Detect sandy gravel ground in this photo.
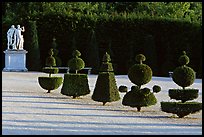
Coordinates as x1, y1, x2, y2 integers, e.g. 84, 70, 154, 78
2, 71, 202, 135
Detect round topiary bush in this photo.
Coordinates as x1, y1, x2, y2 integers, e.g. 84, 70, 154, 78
46, 48, 56, 67
172, 66, 195, 89
172, 51, 195, 89
161, 51, 202, 118
122, 86, 157, 111
122, 54, 161, 111
119, 85, 128, 93
38, 77, 63, 93
68, 50, 85, 74
128, 54, 152, 88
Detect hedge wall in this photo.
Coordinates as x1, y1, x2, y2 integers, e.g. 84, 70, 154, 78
2, 13, 202, 78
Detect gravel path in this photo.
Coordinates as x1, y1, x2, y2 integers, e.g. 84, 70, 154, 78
2, 72, 202, 135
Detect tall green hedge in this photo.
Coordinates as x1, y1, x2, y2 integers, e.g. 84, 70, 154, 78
2, 13, 202, 77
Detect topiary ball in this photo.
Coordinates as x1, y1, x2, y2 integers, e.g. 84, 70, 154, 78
178, 51, 190, 66
68, 57, 85, 72
46, 56, 56, 67
119, 85, 128, 93
153, 85, 161, 93
128, 64, 152, 87
68, 50, 85, 73
128, 54, 152, 87
172, 66, 195, 88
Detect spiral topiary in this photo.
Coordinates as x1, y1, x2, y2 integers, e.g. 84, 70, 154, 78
68, 50, 85, 74
122, 54, 161, 111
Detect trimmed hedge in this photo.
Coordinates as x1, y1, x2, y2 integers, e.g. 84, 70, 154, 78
92, 52, 120, 105
2, 13, 202, 77
38, 77, 63, 93
169, 89, 199, 103
122, 87, 157, 112
161, 102, 202, 118
61, 73, 90, 98
92, 72, 120, 105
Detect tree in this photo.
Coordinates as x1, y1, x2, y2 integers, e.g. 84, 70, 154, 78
26, 20, 41, 71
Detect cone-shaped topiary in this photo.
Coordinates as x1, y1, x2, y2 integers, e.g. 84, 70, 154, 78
61, 50, 90, 98
161, 51, 202, 118
38, 48, 63, 93
68, 50, 85, 74
122, 54, 161, 111
92, 52, 120, 105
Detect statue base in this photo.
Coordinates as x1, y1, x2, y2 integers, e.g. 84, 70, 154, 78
3, 49, 28, 72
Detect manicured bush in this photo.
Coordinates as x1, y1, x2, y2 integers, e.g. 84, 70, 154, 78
128, 54, 152, 88
172, 51, 196, 89
122, 54, 161, 111
68, 50, 85, 74
119, 85, 128, 93
161, 51, 202, 118
169, 89, 199, 103
92, 52, 120, 105
61, 50, 90, 98
161, 102, 202, 118
122, 86, 157, 112
61, 73, 90, 98
38, 77, 63, 93
51, 37, 62, 66
38, 48, 63, 93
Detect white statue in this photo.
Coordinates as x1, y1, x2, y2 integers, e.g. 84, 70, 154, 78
7, 25, 16, 49
14, 25, 25, 50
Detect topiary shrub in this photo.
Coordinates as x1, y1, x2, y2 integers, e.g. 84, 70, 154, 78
92, 52, 120, 105
61, 73, 90, 98
119, 85, 128, 93
161, 51, 202, 118
68, 50, 85, 74
122, 54, 161, 111
51, 37, 62, 66
61, 50, 90, 98
38, 48, 63, 93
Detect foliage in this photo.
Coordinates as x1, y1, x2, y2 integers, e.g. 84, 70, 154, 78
172, 51, 195, 89
38, 77, 63, 93
128, 54, 152, 88
92, 72, 120, 105
1, 2, 202, 77
51, 37, 62, 66
119, 85, 128, 93
161, 101, 202, 118
169, 89, 199, 103
68, 50, 85, 74
92, 52, 120, 105
122, 86, 157, 111
25, 20, 41, 71
46, 48, 56, 67
61, 73, 90, 98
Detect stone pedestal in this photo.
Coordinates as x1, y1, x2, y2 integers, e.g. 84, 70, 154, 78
3, 50, 28, 72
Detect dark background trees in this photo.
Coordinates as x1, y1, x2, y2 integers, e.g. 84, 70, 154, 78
2, 2, 202, 78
